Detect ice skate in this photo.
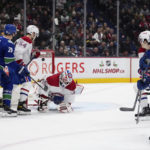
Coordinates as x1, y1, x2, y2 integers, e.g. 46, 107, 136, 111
2, 105, 17, 117
17, 101, 31, 115
135, 105, 150, 117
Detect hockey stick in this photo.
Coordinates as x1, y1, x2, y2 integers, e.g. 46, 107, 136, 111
135, 90, 142, 124
18, 53, 48, 92
119, 90, 140, 111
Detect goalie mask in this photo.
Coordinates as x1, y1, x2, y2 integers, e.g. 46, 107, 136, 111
59, 70, 73, 87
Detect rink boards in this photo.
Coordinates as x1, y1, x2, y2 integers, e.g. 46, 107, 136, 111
28, 57, 139, 83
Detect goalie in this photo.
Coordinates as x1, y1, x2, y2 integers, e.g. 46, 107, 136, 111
36, 70, 84, 113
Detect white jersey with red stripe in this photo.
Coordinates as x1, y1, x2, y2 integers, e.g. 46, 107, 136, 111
40, 73, 77, 104
47, 73, 76, 103
14, 36, 32, 65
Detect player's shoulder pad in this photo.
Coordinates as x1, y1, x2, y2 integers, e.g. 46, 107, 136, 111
46, 73, 60, 87
0, 36, 14, 47
0, 36, 7, 43
21, 36, 32, 44
8, 39, 13, 44
66, 80, 76, 91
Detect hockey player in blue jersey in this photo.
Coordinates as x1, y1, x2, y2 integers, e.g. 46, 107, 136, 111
136, 32, 150, 117
0, 24, 29, 117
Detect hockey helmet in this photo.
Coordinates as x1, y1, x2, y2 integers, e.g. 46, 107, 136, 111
59, 70, 73, 87
27, 25, 39, 38
4, 24, 16, 35
138, 30, 150, 44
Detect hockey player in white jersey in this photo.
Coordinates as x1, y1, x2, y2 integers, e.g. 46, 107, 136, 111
36, 70, 84, 113
13, 25, 39, 114
135, 30, 150, 117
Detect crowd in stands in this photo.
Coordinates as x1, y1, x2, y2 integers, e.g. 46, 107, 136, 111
98, 0, 150, 56
0, 0, 150, 57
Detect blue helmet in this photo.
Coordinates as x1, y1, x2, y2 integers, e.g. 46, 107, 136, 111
4, 24, 16, 35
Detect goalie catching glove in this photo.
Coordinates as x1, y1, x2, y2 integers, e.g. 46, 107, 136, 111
37, 94, 49, 112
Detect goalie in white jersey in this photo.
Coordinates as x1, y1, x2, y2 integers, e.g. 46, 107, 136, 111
37, 70, 84, 113
13, 25, 39, 114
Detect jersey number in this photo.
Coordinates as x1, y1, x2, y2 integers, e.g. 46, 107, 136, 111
8, 47, 13, 53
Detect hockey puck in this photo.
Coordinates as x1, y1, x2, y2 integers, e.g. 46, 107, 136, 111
42, 58, 45, 61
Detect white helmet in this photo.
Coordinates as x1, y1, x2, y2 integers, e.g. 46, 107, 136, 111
59, 70, 73, 87
138, 30, 150, 43
27, 25, 39, 38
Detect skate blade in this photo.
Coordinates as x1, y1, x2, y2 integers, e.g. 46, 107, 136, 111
135, 116, 150, 122
1, 112, 17, 117
17, 111, 31, 115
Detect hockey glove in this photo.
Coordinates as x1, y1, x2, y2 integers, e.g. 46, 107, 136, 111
31, 51, 40, 59
3, 66, 9, 76
18, 66, 30, 77
1, 66, 11, 82
37, 100, 48, 112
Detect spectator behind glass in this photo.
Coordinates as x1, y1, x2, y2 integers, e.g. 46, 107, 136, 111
98, 41, 107, 56
56, 46, 65, 56
91, 47, 100, 56
92, 27, 103, 44
108, 41, 116, 56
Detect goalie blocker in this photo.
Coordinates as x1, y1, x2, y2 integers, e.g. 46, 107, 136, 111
36, 70, 84, 113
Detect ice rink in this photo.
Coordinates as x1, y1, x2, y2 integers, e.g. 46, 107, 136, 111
0, 83, 150, 150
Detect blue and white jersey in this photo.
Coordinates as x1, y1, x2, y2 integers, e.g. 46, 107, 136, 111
0, 36, 19, 71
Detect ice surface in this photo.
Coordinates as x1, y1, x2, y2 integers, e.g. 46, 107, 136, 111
0, 83, 150, 150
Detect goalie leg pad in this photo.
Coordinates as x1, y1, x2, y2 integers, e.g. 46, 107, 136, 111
57, 103, 73, 113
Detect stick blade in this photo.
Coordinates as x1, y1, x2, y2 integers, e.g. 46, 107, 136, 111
120, 107, 134, 111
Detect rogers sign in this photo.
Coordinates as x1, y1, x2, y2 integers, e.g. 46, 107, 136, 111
28, 60, 85, 77
27, 57, 132, 80
56, 62, 84, 73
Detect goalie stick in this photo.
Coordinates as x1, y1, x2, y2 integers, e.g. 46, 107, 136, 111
119, 90, 140, 111
29, 75, 48, 92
